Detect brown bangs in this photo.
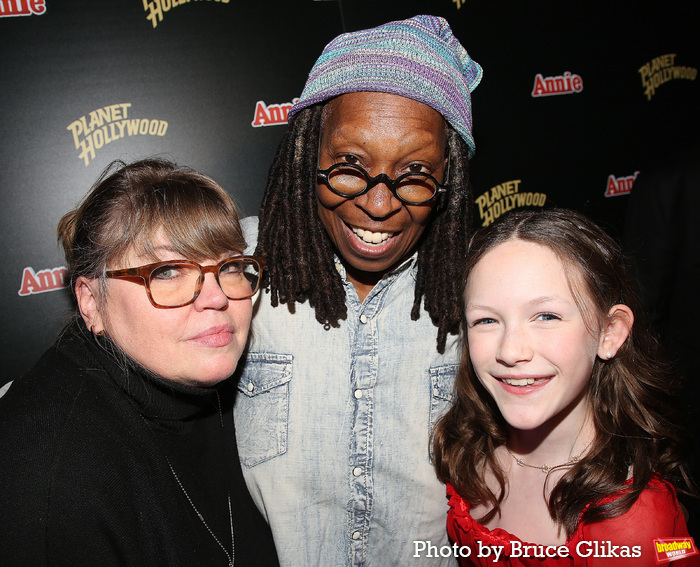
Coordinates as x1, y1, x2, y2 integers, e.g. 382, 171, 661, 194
102, 174, 245, 268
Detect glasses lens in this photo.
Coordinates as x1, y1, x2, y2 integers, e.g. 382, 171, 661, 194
327, 165, 367, 196
396, 175, 438, 204
218, 258, 260, 299
148, 263, 201, 307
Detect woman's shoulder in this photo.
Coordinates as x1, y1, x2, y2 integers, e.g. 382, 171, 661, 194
241, 215, 259, 254
2, 333, 119, 420
578, 477, 693, 564
446, 483, 517, 549
591, 476, 683, 521
0, 336, 144, 476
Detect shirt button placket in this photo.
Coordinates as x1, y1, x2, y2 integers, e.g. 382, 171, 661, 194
348, 307, 375, 566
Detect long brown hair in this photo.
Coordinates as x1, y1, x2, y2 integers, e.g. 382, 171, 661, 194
433, 208, 693, 536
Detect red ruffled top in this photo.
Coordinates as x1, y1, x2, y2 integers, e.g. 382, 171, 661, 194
446, 478, 698, 566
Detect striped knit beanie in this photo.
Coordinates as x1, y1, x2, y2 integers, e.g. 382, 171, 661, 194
289, 15, 483, 156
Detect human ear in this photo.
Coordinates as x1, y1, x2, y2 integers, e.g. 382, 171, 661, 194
75, 276, 105, 334
598, 304, 634, 360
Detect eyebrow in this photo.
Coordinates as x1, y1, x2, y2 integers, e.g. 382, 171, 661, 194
133, 245, 185, 263
465, 295, 570, 311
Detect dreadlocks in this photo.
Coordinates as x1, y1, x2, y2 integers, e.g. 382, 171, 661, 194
255, 104, 474, 353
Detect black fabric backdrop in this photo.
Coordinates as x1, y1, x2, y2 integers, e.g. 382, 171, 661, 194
2, 0, 698, 382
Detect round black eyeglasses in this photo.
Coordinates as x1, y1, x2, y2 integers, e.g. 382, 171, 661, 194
317, 163, 448, 206
105, 256, 266, 309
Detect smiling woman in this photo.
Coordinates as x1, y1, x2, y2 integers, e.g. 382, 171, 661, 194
433, 208, 696, 566
0, 158, 279, 567
235, 15, 483, 566
315, 91, 447, 301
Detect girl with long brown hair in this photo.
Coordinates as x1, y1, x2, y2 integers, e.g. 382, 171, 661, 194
433, 208, 696, 566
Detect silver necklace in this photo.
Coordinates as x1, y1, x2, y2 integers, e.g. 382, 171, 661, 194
166, 392, 234, 566
167, 459, 235, 566
507, 438, 593, 474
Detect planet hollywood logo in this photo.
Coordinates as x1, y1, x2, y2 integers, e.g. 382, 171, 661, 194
475, 179, 547, 227
142, 0, 230, 29
638, 53, 697, 101
66, 103, 168, 167
0, 0, 46, 17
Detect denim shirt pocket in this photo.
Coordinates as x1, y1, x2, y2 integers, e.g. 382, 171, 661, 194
428, 363, 457, 464
235, 353, 293, 467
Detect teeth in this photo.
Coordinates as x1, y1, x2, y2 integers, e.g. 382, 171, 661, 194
353, 227, 392, 244
503, 378, 536, 386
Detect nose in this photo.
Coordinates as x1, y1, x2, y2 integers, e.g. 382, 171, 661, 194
193, 272, 229, 311
354, 177, 402, 219
496, 326, 533, 366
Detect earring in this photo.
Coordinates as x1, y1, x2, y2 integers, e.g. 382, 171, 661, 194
90, 325, 105, 338
605, 352, 613, 359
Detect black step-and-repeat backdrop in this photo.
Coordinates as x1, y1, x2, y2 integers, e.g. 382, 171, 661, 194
2, 0, 698, 382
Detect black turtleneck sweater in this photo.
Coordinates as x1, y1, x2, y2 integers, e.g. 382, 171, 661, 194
0, 321, 279, 567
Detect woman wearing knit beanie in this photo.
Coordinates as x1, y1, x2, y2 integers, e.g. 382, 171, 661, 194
235, 15, 482, 566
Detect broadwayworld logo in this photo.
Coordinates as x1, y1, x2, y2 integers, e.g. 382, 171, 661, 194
0, 0, 46, 17
653, 537, 698, 564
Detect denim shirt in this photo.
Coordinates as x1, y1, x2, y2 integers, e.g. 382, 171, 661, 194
235, 217, 459, 567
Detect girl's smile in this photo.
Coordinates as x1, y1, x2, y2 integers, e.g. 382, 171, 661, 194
464, 238, 603, 434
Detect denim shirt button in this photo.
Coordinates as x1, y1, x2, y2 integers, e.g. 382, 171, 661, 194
351, 531, 361, 540
247, 382, 255, 392
353, 389, 363, 399
359, 314, 368, 324
352, 466, 362, 477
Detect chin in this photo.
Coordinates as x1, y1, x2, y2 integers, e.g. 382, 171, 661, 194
499, 410, 550, 432
181, 374, 232, 387
183, 362, 238, 387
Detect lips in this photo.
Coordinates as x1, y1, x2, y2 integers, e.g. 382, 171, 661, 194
187, 324, 235, 347
502, 377, 539, 386
496, 375, 553, 393
343, 222, 400, 256
352, 226, 394, 244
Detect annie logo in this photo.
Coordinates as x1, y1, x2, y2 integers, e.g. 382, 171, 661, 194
531, 72, 583, 97
251, 99, 299, 128
66, 103, 169, 167
604, 171, 639, 197
653, 537, 698, 564
18, 266, 66, 297
0, 0, 46, 17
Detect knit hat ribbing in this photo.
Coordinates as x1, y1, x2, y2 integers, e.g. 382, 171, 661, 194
289, 15, 483, 156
